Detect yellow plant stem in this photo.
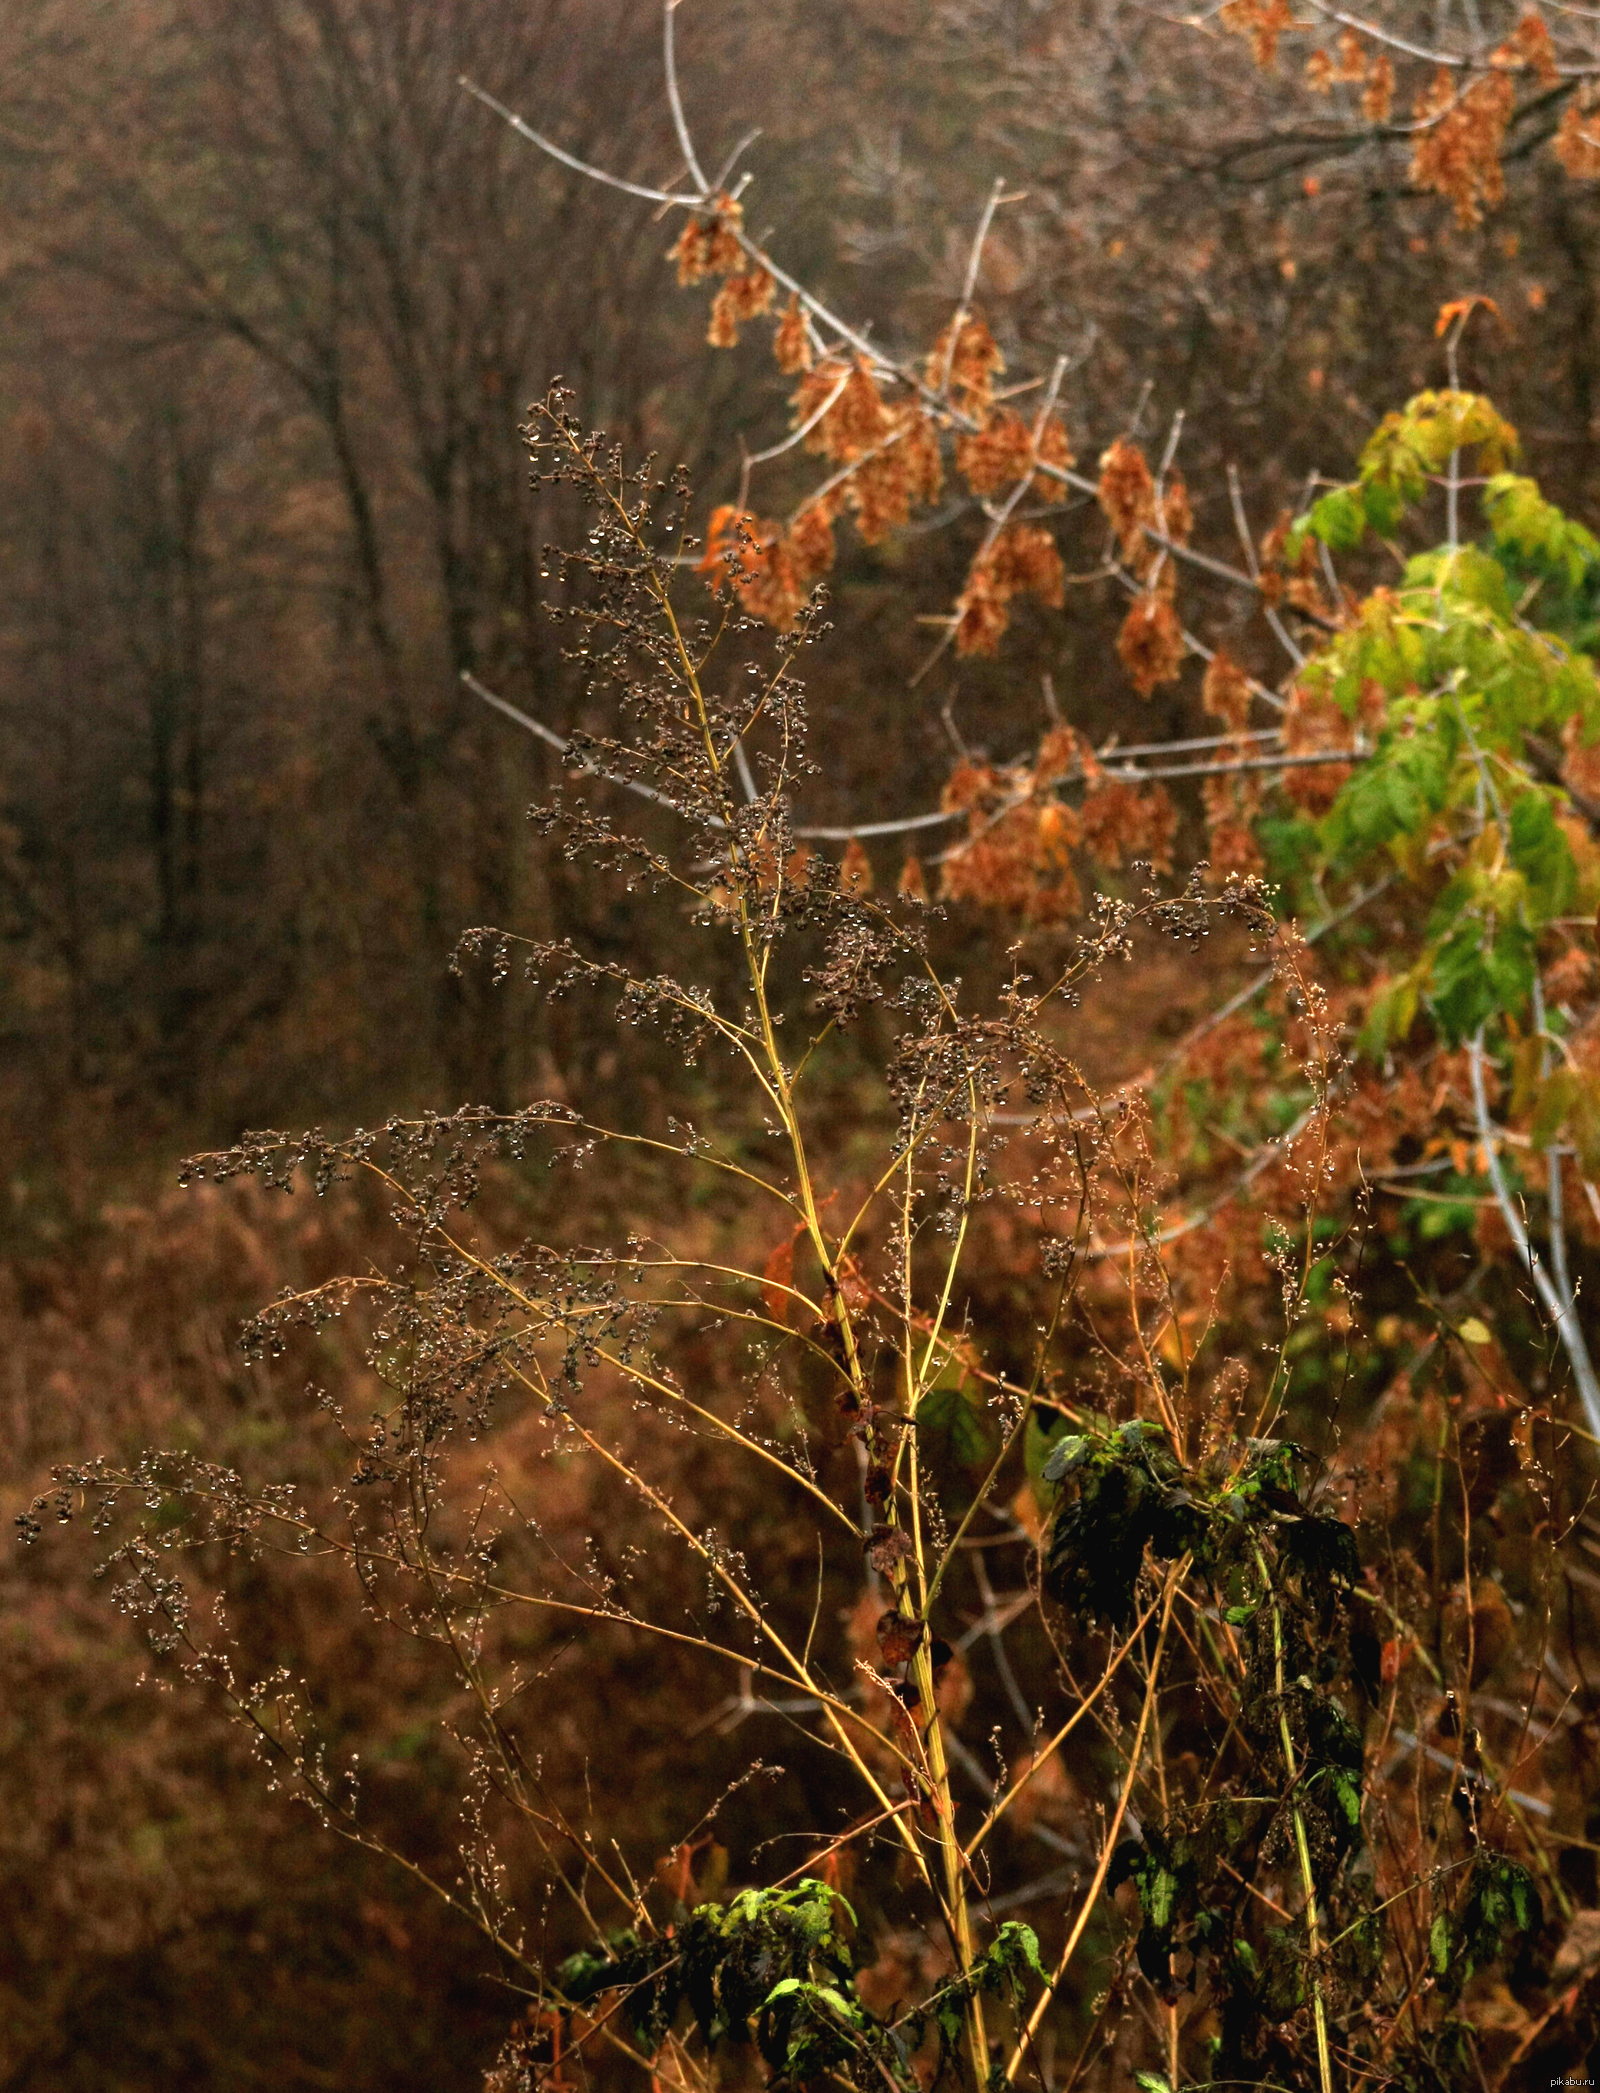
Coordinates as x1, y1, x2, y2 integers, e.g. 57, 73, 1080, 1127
1002, 1562, 1184, 2088
1252, 1539, 1334, 2093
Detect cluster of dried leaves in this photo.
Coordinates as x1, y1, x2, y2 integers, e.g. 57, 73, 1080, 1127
1222, 4, 1596, 227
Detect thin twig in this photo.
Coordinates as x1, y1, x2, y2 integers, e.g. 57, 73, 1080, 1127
463, 672, 961, 841
1083, 1103, 1319, 1263
1468, 1030, 1600, 1441
661, 0, 710, 195
936, 175, 1011, 396
1227, 459, 1308, 674
458, 78, 705, 208
1000, 1566, 1183, 2087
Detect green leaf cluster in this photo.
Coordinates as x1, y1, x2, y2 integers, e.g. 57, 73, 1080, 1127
1427, 1854, 1543, 1998
922, 1921, 1048, 2056
1275, 395, 1600, 1050
1048, 1421, 1387, 2080
1040, 1418, 1196, 1625
1110, 1805, 1261, 1996
1483, 471, 1600, 651
554, 1885, 1052, 2091
1288, 391, 1520, 562
1041, 1423, 1353, 1628
555, 1879, 897, 2080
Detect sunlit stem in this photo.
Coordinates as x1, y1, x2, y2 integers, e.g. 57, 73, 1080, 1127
1252, 1540, 1333, 2093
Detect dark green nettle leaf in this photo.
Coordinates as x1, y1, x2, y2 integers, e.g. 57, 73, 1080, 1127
1304, 1693, 1365, 1775
1333, 1904, 1386, 1988
1279, 1513, 1361, 1591
916, 1377, 1000, 1473
1257, 1928, 1309, 2021
971, 1920, 1047, 2004
1044, 1423, 1183, 1624
554, 1878, 908, 2080
921, 1920, 1047, 2061
1024, 1404, 1076, 1507
1222, 1924, 1308, 2025
1431, 1854, 1543, 1997
1241, 1436, 1309, 1505
1110, 1837, 1191, 1991
1038, 1431, 1090, 1485
556, 1935, 641, 2007
1046, 1429, 1335, 1624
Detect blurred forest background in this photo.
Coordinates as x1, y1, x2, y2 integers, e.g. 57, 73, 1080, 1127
6, 1, 1600, 2085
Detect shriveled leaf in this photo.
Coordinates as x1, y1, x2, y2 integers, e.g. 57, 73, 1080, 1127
876, 1608, 924, 1667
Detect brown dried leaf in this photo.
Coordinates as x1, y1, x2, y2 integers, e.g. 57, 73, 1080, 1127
773, 293, 813, 374
1097, 436, 1157, 561
876, 1609, 925, 1667
1201, 647, 1252, 732
1116, 593, 1185, 696
867, 1524, 915, 1576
